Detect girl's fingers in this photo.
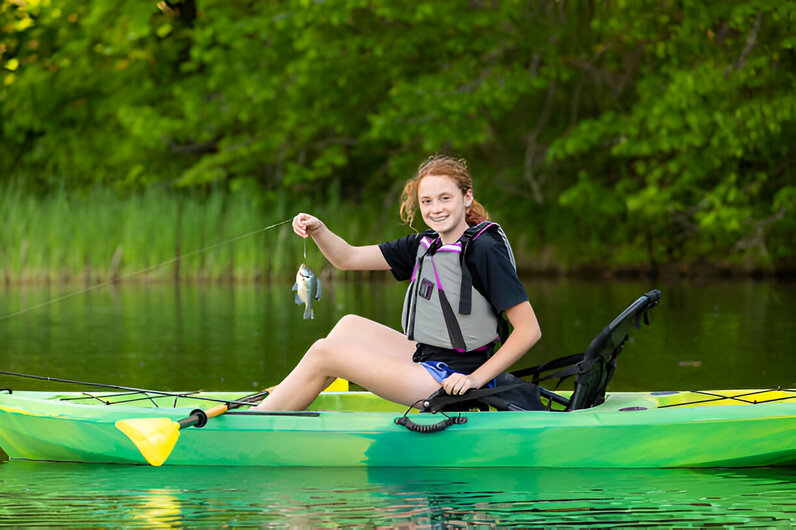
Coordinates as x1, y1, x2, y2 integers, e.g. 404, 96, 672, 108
293, 213, 312, 238
443, 374, 474, 395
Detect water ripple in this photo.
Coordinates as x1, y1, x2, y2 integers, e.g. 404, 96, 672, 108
0, 463, 793, 527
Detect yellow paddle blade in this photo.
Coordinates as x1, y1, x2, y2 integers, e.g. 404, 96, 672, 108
115, 417, 181, 467
324, 378, 349, 392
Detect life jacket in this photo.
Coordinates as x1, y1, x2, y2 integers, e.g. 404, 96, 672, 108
401, 221, 516, 352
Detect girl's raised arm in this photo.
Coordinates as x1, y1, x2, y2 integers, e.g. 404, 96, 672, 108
293, 213, 390, 271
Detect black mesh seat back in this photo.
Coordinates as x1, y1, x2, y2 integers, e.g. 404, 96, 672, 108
568, 290, 661, 411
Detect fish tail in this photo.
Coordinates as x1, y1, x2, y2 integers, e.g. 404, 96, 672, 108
303, 308, 314, 319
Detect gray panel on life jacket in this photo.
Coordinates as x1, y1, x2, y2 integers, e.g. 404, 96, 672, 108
402, 223, 510, 351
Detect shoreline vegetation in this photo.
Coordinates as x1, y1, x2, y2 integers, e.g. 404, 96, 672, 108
2, 186, 792, 286
3, 2, 793, 279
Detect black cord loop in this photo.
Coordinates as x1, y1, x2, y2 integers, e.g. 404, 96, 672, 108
394, 414, 467, 433
394, 403, 468, 433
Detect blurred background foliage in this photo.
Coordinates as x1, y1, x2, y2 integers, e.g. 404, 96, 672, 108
1, 0, 794, 282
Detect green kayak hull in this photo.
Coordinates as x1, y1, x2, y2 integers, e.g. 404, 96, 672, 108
0, 389, 793, 468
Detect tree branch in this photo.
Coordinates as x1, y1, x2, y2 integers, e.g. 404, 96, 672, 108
735, 206, 786, 258
724, 12, 762, 76
170, 140, 219, 154
523, 79, 556, 205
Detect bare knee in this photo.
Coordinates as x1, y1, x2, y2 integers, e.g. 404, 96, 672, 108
328, 314, 368, 336
304, 338, 330, 361
302, 337, 346, 373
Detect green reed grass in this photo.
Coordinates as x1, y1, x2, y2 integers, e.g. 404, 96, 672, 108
1, 184, 397, 284
5, 180, 596, 285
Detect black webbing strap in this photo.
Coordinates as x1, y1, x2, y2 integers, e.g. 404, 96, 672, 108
422, 383, 525, 412
506, 352, 587, 410
438, 288, 467, 351
457, 221, 493, 315
511, 352, 585, 382
458, 258, 473, 315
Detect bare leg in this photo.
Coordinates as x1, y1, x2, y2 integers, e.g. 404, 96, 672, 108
253, 315, 440, 410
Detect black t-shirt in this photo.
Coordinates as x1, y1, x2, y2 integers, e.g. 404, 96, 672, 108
378, 228, 528, 313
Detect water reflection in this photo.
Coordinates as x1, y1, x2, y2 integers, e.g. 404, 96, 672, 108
0, 462, 793, 527
1, 279, 794, 393
1, 280, 794, 526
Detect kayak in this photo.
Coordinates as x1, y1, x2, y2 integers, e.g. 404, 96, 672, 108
0, 387, 793, 468
3, 290, 792, 468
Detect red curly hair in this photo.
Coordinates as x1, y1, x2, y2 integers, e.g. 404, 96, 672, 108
399, 154, 489, 230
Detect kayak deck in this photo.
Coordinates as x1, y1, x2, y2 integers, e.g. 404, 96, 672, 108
15, 388, 792, 411
1, 388, 794, 468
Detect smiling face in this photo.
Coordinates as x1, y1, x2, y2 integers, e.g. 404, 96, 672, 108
417, 174, 473, 244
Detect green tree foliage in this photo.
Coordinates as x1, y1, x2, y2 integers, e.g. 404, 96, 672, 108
1, 0, 793, 274
548, 0, 795, 269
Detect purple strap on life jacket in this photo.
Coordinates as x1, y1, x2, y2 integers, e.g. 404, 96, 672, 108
419, 236, 434, 250
411, 236, 436, 282
409, 260, 420, 283
472, 222, 496, 241
438, 243, 462, 253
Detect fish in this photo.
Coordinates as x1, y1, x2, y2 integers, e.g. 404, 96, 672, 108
293, 263, 321, 319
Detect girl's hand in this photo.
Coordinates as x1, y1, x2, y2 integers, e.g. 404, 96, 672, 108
441, 372, 478, 396
293, 213, 323, 238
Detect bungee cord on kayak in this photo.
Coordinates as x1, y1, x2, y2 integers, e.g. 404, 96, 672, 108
0, 370, 271, 407
0, 218, 293, 322
658, 388, 796, 407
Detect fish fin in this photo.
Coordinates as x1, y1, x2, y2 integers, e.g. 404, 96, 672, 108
294, 294, 303, 305
292, 282, 297, 291
303, 308, 314, 319
315, 279, 322, 300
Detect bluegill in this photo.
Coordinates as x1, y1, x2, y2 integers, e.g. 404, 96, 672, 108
293, 263, 321, 319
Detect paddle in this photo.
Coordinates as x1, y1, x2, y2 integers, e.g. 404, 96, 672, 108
115, 378, 349, 466
115, 390, 267, 466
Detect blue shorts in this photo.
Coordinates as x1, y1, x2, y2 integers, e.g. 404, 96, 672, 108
419, 361, 496, 388
420, 361, 459, 383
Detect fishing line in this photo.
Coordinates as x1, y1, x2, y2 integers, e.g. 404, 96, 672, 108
0, 218, 293, 321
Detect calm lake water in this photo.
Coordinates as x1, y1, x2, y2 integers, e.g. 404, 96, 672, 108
1, 278, 794, 526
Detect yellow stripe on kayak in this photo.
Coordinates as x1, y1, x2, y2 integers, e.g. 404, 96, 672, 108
657, 389, 796, 408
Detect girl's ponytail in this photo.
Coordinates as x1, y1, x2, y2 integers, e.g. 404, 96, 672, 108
466, 199, 489, 226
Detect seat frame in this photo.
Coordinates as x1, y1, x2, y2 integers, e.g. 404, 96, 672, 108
423, 289, 662, 413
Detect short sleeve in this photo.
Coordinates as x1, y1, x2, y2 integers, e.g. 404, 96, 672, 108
378, 234, 421, 281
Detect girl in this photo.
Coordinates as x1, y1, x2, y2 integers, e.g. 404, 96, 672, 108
253, 155, 541, 411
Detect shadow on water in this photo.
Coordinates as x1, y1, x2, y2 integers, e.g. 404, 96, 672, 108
0, 462, 793, 527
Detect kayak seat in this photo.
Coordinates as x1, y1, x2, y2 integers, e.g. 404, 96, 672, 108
423, 289, 662, 413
